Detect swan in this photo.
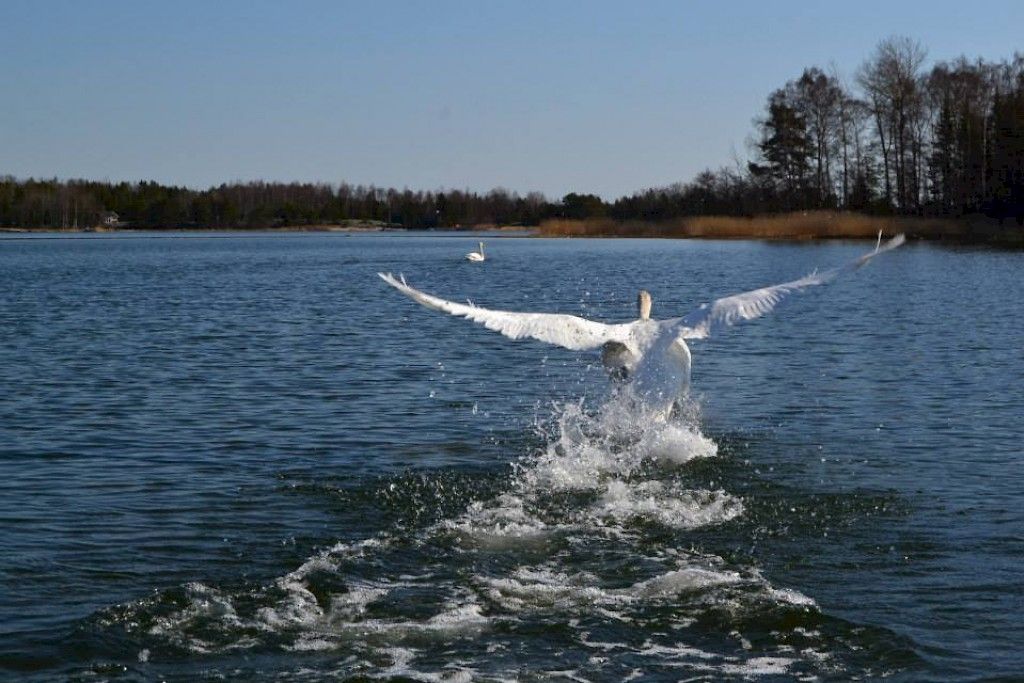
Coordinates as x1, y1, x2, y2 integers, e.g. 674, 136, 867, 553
466, 242, 485, 262
381, 234, 905, 413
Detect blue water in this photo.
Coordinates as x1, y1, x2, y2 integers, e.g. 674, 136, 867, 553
1, 232, 1021, 681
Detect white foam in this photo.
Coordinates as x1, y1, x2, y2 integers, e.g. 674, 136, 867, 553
637, 640, 800, 677
520, 397, 718, 494
337, 597, 490, 640
591, 480, 743, 529
444, 394, 730, 550
148, 583, 237, 637
424, 602, 489, 629
638, 641, 721, 661
629, 567, 744, 598
289, 538, 386, 580
288, 635, 338, 652
256, 577, 323, 629
125, 392, 835, 678
718, 656, 796, 675
323, 643, 480, 681
444, 494, 559, 546
480, 566, 622, 612
768, 586, 818, 607
578, 635, 628, 652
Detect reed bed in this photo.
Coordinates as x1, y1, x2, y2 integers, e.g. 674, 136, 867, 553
537, 211, 970, 241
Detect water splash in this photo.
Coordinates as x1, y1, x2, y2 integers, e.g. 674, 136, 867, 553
91, 392, 887, 680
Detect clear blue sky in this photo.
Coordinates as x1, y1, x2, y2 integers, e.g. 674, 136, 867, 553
2, 0, 1022, 199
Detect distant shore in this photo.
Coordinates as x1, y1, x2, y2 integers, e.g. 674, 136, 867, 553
537, 211, 1024, 246
0, 222, 530, 235
0, 221, 395, 234
5, 212, 1024, 246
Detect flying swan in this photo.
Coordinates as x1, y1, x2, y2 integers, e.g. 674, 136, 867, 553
380, 234, 905, 412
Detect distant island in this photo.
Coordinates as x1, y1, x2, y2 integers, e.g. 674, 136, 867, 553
3, 37, 1021, 244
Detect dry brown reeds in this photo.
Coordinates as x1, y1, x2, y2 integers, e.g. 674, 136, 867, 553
538, 211, 969, 241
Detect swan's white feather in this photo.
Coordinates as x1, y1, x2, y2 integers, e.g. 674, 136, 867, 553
674, 234, 905, 340
378, 272, 633, 351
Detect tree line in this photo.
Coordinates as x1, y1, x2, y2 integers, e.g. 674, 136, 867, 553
2, 37, 1022, 230
611, 38, 1024, 224
0, 178, 558, 230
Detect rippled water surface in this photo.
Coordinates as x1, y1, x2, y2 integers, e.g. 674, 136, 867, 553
1, 232, 1022, 681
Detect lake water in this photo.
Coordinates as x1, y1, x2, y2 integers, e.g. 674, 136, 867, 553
1, 232, 1021, 681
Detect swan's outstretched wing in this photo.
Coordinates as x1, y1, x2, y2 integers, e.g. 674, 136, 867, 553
675, 234, 905, 340
379, 273, 632, 351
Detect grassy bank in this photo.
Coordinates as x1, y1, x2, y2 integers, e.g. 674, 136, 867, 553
538, 211, 1024, 245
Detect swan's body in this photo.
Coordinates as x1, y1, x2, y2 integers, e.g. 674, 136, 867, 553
466, 242, 485, 262
381, 234, 905, 413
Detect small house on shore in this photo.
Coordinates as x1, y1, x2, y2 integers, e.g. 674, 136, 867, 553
98, 211, 120, 228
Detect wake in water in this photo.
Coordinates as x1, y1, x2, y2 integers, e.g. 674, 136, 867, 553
87, 391, 913, 681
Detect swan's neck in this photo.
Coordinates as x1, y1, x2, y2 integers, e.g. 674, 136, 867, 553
638, 290, 652, 320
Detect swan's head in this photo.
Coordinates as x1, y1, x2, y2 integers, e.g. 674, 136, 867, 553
637, 290, 652, 320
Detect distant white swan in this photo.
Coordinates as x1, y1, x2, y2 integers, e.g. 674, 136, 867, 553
381, 234, 905, 412
466, 242, 486, 262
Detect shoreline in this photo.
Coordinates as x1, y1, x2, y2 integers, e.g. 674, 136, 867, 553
0, 223, 531, 235
4, 212, 1023, 246
0, 223, 393, 234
